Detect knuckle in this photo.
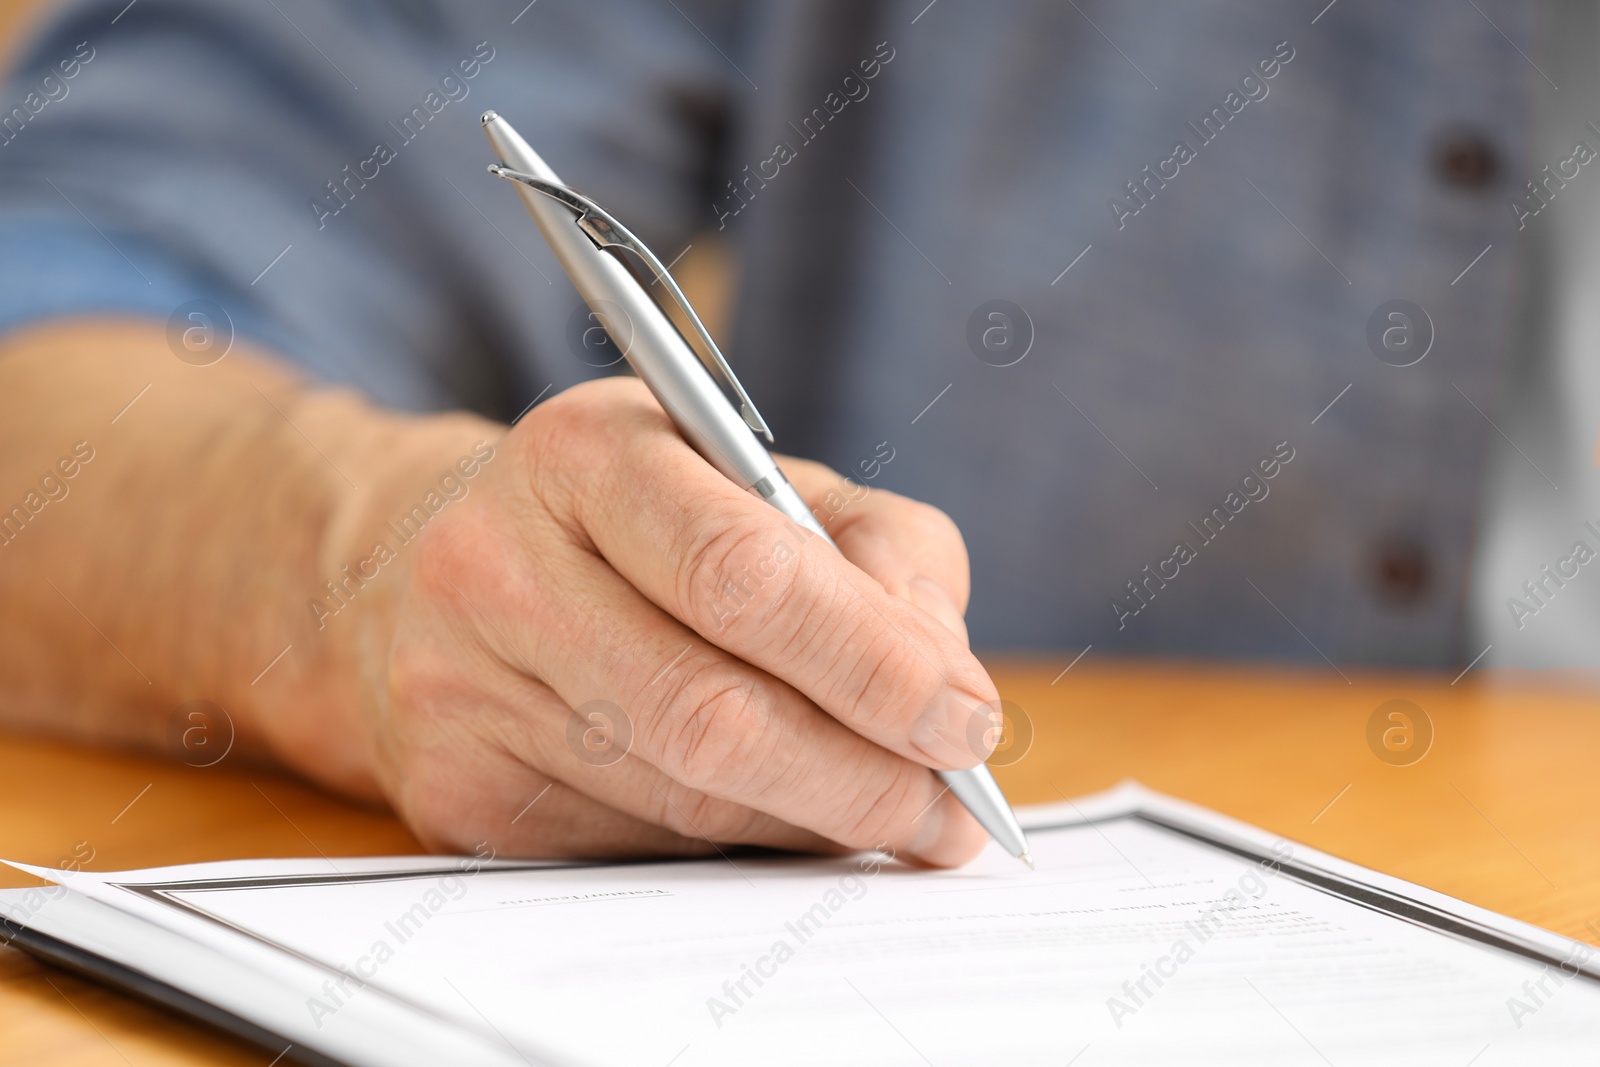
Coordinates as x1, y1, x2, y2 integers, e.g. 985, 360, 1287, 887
391, 442, 585, 675
653, 785, 764, 842
647, 784, 708, 837
526, 376, 642, 436
673, 507, 802, 636
515, 384, 604, 511
834, 763, 925, 848
832, 491, 971, 603
386, 626, 462, 718
406, 507, 478, 598
516, 377, 655, 517
909, 500, 965, 556
643, 658, 770, 793
891, 497, 969, 577
826, 620, 928, 733
383, 650, 501, 785
403, 511, 551, 668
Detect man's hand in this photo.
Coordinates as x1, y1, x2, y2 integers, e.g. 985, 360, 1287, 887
0, 322, 1001, 866
351, 376, 1002, 864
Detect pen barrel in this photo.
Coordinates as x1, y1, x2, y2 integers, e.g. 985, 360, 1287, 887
485, 114, 1025, 865
482, 114, 830, 540
495, 169, 779, 494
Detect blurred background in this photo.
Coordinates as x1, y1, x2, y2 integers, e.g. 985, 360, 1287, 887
1, 0, 1595, 672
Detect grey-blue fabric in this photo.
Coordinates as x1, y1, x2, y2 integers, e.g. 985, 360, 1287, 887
0, 0, 1535, 663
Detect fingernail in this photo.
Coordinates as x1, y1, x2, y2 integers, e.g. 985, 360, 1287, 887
908, 576, 968, 645
911, 688, 1001, 769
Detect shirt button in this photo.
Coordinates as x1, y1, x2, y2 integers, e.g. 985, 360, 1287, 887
1432, 129, 1498, 189
1370, 536, 1432, 606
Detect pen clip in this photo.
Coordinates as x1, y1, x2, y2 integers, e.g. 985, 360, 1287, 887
488, 164, 775, 443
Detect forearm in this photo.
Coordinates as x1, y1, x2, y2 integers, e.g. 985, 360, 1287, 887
0, 320, 999, 867
0, 318, 498, 797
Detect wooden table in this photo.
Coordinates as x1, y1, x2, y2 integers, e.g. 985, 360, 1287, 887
3, 660, 1598, 1064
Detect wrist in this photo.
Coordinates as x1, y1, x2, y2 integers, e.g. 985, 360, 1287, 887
245, 387, 503, 801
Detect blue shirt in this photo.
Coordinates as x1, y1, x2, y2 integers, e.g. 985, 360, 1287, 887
0, 0, 1548, 666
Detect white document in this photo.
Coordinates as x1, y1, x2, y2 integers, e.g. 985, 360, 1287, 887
3, 783, 1596, 1066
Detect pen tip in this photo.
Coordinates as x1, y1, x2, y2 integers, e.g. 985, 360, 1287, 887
481, 110, 499, 126
1019, 851, 1035, 871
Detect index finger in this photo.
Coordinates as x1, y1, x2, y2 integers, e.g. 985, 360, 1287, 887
547, 380, 1001, 772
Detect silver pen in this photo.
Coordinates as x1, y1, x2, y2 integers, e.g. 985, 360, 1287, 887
480, 111, 1032, 869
